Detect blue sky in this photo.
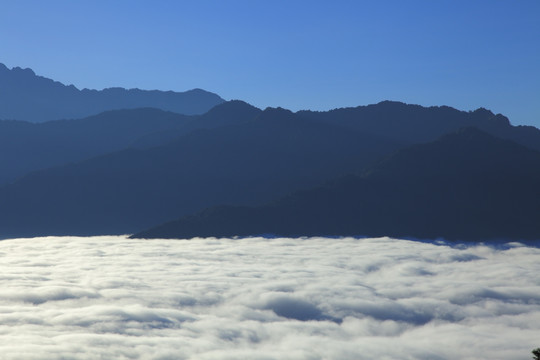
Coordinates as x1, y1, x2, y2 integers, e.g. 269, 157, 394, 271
1, 0, 539, 126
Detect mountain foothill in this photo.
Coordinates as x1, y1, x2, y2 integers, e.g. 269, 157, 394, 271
0, 63, 538, 241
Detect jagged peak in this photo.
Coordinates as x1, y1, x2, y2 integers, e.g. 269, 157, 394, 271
470, 107, 495, 117
262, 106, 294, 115
0, 64, 37, 77
11, 66, 36, 76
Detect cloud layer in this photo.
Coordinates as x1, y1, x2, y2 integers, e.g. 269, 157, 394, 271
0, 236, 539, 359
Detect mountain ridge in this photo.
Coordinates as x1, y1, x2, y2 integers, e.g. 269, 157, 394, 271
0, 105, 401, 238
0, 107, 190, 184
0, 100, 265, 185
132, 127, 540, 241
0, 63, 225, 122
1, 64, 539, 240
2, 98, 540, 239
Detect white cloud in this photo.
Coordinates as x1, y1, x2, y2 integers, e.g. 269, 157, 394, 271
0, 235, 539, 359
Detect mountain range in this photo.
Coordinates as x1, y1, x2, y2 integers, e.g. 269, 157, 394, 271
133, 128, 540, 241
0, 63, 224, 122
0, 64, 539, 241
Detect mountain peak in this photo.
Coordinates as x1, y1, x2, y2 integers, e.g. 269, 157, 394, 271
261, 106, 294, 116
11, 66, 36, 76
196, 100, 262, 127
376, 100, 407, 106
207, 100, 260, 114
471, 107, 494, 117
0, 64, 225, 121
255, 107, 297, 124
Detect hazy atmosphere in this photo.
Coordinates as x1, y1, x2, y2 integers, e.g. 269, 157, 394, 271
1, 0, 539, 126
1, 236, 539, 359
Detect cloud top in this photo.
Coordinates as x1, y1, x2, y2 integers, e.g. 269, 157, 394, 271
0, 236, 539, 359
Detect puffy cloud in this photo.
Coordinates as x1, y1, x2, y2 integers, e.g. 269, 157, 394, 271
0, 236, 539, 359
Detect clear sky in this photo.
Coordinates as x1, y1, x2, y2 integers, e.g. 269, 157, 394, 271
1, 0, 539, 126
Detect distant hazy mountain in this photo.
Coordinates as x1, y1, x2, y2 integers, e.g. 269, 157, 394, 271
0, 100, 259, 185
133, 128, 540, 241
0, 63, 224, 122
130, 100, 263, 149
0, 108, 190, 185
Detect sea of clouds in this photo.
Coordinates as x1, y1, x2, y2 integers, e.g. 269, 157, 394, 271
0, 235, 539, 359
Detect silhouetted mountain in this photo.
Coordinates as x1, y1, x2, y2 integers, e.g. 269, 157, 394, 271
0, 63, 224, 122
3, 96, 539, 188
0, 107, 401, 238
131, 100, 262, 148
132, 128, 540, 241
2, 97, 540, 239
0, 101, 261, 185
0, 108, 190, 184
298, 101, 540, 152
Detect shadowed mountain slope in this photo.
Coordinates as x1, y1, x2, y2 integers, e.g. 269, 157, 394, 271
0, 108, 189, 184
132, 128, 540, 241
1, 99, 540, 239
298, 101, 540, 152
0, 63, 224, 122
0, 107, 400, 238
2, 98, 539, 187
0, 101, 260, 185
130, 100, 262, 148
